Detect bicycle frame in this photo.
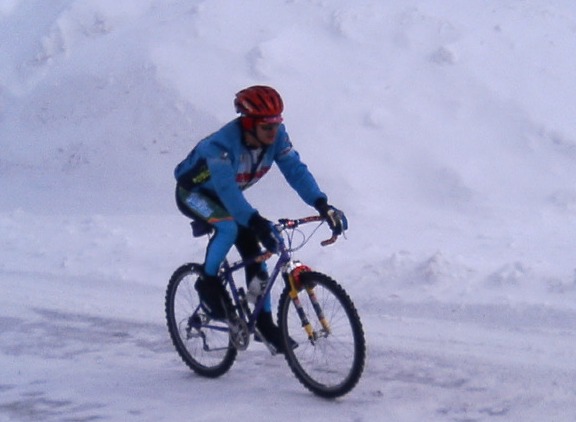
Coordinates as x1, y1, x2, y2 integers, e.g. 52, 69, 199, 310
195, 216, 333, 340
220, 245, 286, 330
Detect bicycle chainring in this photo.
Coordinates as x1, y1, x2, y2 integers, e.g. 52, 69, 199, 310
227, 314, 250, 351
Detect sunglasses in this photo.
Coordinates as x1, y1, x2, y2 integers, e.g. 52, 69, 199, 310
258, 123, 280, 132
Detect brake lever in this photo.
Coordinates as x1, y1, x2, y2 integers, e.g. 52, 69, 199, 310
277, 216, 341, 247
320, 235, 338, 247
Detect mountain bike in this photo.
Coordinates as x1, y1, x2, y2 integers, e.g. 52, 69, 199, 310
165, 216, 366, 398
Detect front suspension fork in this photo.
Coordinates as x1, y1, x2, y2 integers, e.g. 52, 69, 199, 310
284, 263, 331, 343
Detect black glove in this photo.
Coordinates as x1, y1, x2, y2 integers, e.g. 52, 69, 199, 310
315, 198, 348, 235
248, 212, 281, 253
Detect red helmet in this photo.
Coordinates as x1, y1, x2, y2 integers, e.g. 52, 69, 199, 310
234, 86, 283, 128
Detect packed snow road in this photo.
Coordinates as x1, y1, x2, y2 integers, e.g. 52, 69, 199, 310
2, 275, 575, 421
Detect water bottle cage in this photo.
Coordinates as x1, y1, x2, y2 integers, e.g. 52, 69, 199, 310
247, 275, 268, 304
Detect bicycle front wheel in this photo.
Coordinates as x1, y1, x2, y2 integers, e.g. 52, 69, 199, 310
165, 263, 237, 378
277, 271, 366, 398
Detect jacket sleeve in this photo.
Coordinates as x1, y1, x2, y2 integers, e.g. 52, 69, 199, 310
274, 131, 327, 207
205, 144, 257, 226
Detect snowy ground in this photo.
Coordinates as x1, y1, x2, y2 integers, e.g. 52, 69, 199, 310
2, 1, 576, 421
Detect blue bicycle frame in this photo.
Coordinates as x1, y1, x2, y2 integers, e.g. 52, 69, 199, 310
194, 216, 336, 337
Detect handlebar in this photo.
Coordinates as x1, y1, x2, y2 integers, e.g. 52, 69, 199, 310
276, 216, 340, 247
251, 216, 341, 263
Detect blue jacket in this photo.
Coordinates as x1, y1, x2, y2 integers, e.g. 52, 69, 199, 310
175, 118, 327, 226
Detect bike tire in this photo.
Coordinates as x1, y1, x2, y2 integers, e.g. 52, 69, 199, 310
165, 263, 237, 378
277, 271, 366, 398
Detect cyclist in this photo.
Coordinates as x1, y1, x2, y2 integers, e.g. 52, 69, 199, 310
174, 85, 347, 353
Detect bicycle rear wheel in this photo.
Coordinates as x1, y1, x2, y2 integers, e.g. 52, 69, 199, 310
165, 263, 237, 377
277, 271, 365, 398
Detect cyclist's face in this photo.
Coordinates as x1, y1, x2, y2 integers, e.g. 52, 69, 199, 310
255, 123, 280, 145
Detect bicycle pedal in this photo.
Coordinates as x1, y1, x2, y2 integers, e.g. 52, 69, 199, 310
254, 329, 281, 355
254, 329, 298, 355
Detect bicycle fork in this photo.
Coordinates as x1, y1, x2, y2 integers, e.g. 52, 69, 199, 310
284, 261, 331, 344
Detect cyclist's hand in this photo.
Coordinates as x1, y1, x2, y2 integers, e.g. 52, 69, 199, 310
248, 212, 281, 253
315, 198, 348, 235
